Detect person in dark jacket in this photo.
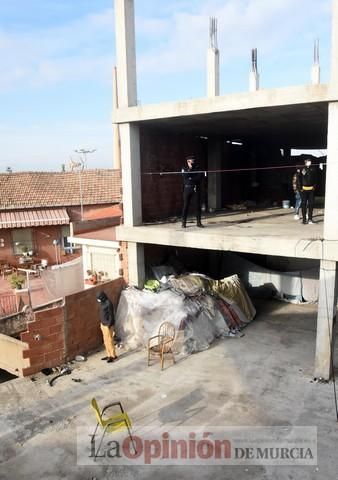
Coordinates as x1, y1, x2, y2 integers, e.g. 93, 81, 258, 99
292, 168, 302, 220
299, 159, 316, 224
96, 291, 117, 363
181, 155, 204, 228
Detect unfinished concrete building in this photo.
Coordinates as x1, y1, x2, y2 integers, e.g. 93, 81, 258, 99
113, 0, 338, 380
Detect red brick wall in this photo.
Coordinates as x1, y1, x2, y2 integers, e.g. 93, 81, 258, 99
0, 230, 14, 265
18, 278, 125, 376
118, 241, 129, 284
21, 305, 65, 376
64, 277, 125, 360
140, 127, 207, 222
0, 225, 80, 267
68, 204, 122, 222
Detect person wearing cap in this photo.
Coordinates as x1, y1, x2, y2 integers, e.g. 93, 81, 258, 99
299, 159, 316, 225
96, 291, 117, 363
181, 155, 204, 228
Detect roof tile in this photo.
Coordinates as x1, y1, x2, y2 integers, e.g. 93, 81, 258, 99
0, 170, 122, 210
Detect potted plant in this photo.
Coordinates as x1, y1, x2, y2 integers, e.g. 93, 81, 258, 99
9, 273, 26, 290
85, 270, 98, 285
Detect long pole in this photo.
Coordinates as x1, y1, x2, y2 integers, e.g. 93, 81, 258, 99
79, 169, 84, 221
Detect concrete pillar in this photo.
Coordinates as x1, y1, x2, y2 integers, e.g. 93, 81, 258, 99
323, 103, 338, 240
113, 66, 121, 169
207, 48, 220, 97
331, 0, 338, 88
207, 138, 223, 211
314, 260, 338, 380
114, 0, 137, 107
249, 71, 259, 92
311, 64, 320, 85
120, 123, 142, 226
127, 242, 145, 287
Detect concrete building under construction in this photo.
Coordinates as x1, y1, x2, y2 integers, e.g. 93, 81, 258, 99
113, 0, 338, 380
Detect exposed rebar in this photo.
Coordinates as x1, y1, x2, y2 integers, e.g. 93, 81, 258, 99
251, 48, 258, 73
314, 38, 320, 65
209, 17, 218, 50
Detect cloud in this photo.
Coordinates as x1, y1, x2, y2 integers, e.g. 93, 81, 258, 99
0, 7, 115, 91
138, 0, 331, 76
0, 0, 331, 92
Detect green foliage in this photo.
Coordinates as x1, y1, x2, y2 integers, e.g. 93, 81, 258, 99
9, 273, 25, 289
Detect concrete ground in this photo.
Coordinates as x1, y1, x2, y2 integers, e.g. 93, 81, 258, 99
0, 300, 337, 480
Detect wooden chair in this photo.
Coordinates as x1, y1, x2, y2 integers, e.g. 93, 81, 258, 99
147, 321, 176, 370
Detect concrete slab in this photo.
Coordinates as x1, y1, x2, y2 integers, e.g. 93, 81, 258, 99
0, 300, 337, 479
116, 208, 338, 261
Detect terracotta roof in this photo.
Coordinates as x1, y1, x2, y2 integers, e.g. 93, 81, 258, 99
0, 170, 122, 210
0, 209, 69, 229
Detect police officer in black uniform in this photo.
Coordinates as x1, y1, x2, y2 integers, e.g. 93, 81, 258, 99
181, 155, 204, 228
299, 158, 317, 224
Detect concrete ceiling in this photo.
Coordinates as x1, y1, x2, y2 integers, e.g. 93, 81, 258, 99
141, 102, 328, 149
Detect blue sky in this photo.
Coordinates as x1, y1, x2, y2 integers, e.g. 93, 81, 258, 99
0, 0, 332, 171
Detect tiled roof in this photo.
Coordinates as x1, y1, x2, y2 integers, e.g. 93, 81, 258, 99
0, 170, 122, 210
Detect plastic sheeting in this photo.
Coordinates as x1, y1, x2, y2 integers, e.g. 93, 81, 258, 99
41, 257, 84, 299
115, 288, 232, 355
115, 274, 255, 355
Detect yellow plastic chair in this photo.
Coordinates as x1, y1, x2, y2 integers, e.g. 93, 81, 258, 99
90, 398, 137, 460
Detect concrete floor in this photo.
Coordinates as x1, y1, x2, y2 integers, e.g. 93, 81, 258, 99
0, 300, 337, 480
117, 207, 333, 261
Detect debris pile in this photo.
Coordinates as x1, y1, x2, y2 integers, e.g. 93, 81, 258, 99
116, 273, 255, 355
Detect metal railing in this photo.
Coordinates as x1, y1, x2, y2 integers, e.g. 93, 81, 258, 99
0, 294, 18, 317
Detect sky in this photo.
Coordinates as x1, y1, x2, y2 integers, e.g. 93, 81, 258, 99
0, 0, 332, 172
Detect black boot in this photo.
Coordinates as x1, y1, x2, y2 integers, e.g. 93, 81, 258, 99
197, 222, 205, 228
181, 222, 186, 228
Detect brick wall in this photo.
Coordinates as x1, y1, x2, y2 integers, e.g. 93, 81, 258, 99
118, 241, 129, 284
64, 278, 125, 360
0, 230, 13, 265
0, 225, 78, 267
16, 278, 125, 376
21, 305, 65, 376
140, 127, 207, 222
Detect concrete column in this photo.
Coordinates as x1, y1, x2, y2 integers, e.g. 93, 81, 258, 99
120, 123, 142, 226
314, 260, 338, 380
207, 138, 223, 211
207, 48, 220, 97
127, 242, 145, 287
113, 66, 121, 169
311, 64, 320, 85
249, 71, 259, 92
331, 0, 338, 88
323, 103, 338, 240
114, 0, 137, 107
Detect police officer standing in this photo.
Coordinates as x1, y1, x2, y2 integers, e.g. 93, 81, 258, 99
181, 155, 204, 228
299, 159, 317, 225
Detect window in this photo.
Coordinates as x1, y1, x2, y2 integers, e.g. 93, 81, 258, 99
12, 229, 34, 255
61, 226, 78, 254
